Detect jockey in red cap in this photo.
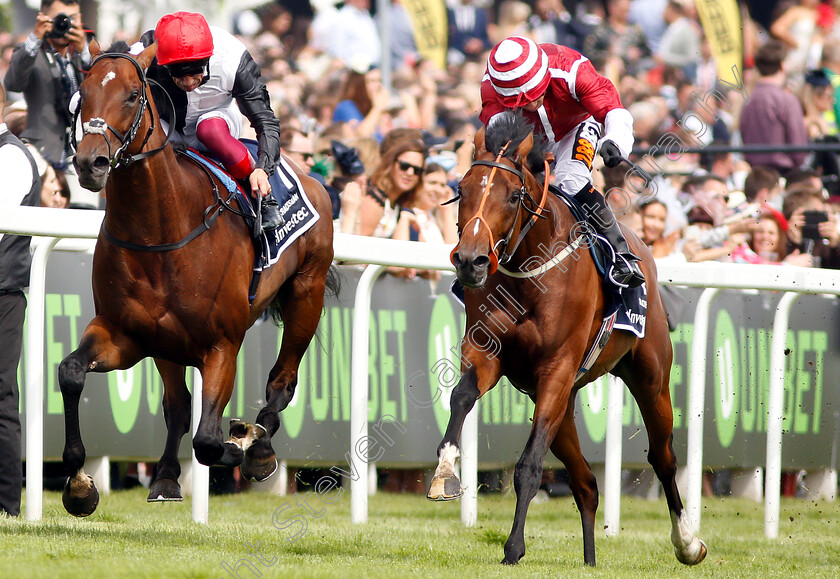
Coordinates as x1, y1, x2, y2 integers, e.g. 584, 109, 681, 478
481, 36, 643, 288
132, 12, 282, 231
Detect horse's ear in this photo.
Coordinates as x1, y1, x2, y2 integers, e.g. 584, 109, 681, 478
514, 132, 534, 162
544, 151, 555, 166
474, 126, 487, 156
89, 39, 101, 59
135, 42, 158, 70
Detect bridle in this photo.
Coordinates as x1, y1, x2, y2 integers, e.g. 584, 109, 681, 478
72, 52, 173, 171
73, 52, 251, 253
452, 142, 549, 274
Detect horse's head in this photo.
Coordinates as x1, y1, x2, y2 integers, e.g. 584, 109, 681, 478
73, 40, 158, 191
450, 112, 554, 287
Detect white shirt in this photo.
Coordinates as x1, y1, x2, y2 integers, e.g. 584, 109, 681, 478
328, 5, 381, 70
0, 123, 37, 245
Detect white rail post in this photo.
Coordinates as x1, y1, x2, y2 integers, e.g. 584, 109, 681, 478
191, 368, 209, 524
25, 237, 58, 521
603, 374, 624, 536
461, 404, 478, 527
765, 292, 800, 538
686, 287, 720, 532
351, 264, 386, 524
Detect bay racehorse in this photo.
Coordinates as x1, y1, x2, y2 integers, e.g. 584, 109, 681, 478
427, 112, 706, 567
59, 41, 336, 516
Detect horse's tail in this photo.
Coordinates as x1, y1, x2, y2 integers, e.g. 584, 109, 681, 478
268, 264, 342, 326
324, 264, 342, 300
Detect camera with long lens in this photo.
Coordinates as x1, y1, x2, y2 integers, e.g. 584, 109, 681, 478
47, 13, 73, 39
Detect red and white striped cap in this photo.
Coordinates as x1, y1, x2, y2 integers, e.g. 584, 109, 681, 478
487, 36, 550, 108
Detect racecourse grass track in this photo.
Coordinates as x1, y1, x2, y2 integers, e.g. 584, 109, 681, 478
1, 487, 838, 578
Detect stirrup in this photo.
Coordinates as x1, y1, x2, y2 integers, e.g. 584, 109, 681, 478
608, 253, 644, 288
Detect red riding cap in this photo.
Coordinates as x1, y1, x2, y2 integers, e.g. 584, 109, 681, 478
155, 12, 214, 66
487, 36, 550, 108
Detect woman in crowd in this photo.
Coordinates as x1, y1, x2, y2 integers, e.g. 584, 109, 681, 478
639, 198, 679, 258
731, 206, 812, 266
332, 67, 390, 138
39, 164, 70, 209
401, 163, 458, 245
800, 69, 837, 139
358, 137, 427, 239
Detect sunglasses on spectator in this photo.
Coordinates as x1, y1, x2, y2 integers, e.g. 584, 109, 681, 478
396, 160, 424, 175
289, 151, 314, 161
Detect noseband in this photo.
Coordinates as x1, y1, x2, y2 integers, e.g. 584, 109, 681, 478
72, 52, 173, 170
455, 142, 549, 273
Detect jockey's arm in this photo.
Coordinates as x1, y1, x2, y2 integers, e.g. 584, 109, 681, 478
232, 52, 281, 177
574, 59, 635, 159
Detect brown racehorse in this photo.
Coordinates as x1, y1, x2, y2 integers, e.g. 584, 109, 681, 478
427, 112, 706, 567
59, 41, 335, 516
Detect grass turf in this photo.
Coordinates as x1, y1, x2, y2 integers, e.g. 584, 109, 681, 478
0, 487, 838, 578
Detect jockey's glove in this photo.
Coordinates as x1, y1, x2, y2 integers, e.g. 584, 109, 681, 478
599, 140, 622, 168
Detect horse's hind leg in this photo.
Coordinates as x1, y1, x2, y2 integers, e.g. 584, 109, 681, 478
58, 318, 142, 516
147, 360, 190, 502
242, 270, 327, 481
619, 345, 707, 565
549, 391, 599, 566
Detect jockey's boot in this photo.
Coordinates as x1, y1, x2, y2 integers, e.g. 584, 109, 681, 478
261, 194, 283, 231
576, 185, 645, 288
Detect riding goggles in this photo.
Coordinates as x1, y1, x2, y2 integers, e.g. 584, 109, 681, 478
164, 59, 210, 79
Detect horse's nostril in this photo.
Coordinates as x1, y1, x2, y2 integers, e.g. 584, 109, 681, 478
452, 252, 463, 266
473, 255, 490, 269
92, 156, 111, 171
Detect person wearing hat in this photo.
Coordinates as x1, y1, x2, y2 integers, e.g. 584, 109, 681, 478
481, 35, 643, 287
130, 12, 282, 231
330, 139, 366, 233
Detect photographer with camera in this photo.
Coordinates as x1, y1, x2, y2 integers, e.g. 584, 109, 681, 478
783, 185, 840, 269
3, 0, 95, 208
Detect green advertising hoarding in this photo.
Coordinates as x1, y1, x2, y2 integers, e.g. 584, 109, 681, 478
18, 252, 840, 470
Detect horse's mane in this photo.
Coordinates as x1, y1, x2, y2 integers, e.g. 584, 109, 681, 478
105, 40, 131, 54
484, 111, 552, 176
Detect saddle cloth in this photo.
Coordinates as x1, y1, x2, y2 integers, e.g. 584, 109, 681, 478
185, 140, 320, 298
551, 186, 646, 338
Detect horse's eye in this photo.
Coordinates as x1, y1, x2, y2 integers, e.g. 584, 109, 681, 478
127, 90, 139, 103
510, 192, 520, 204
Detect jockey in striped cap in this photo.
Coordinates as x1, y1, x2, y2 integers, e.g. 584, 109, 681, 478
481, 36, 644, 289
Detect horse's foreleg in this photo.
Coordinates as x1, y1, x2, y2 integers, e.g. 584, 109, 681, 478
427, 368, 479, 500
428, 352, 501, 501
503, 384, 571, 565
549, 392, 599, 566
241, 273, 327, 482
621, 357, 707, 566
58, 318, 142, 516
147, 359, 190, 502
192, 343, 239, 467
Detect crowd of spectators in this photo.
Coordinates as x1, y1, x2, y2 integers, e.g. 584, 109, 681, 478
4, 0, 839, 272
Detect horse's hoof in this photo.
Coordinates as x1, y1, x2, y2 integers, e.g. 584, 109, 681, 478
675, 538, 707, 565
227, 421, 267, 452
501, 555, 521, 566
427, 475, 463, 501
228, 419, 248, 440
218, 441, 245, 467
241, 454, 278, 482
147, 478, 183, 502
62, 474, 99, 517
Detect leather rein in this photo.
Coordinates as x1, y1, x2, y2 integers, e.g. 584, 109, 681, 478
74, 52, 249, 252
